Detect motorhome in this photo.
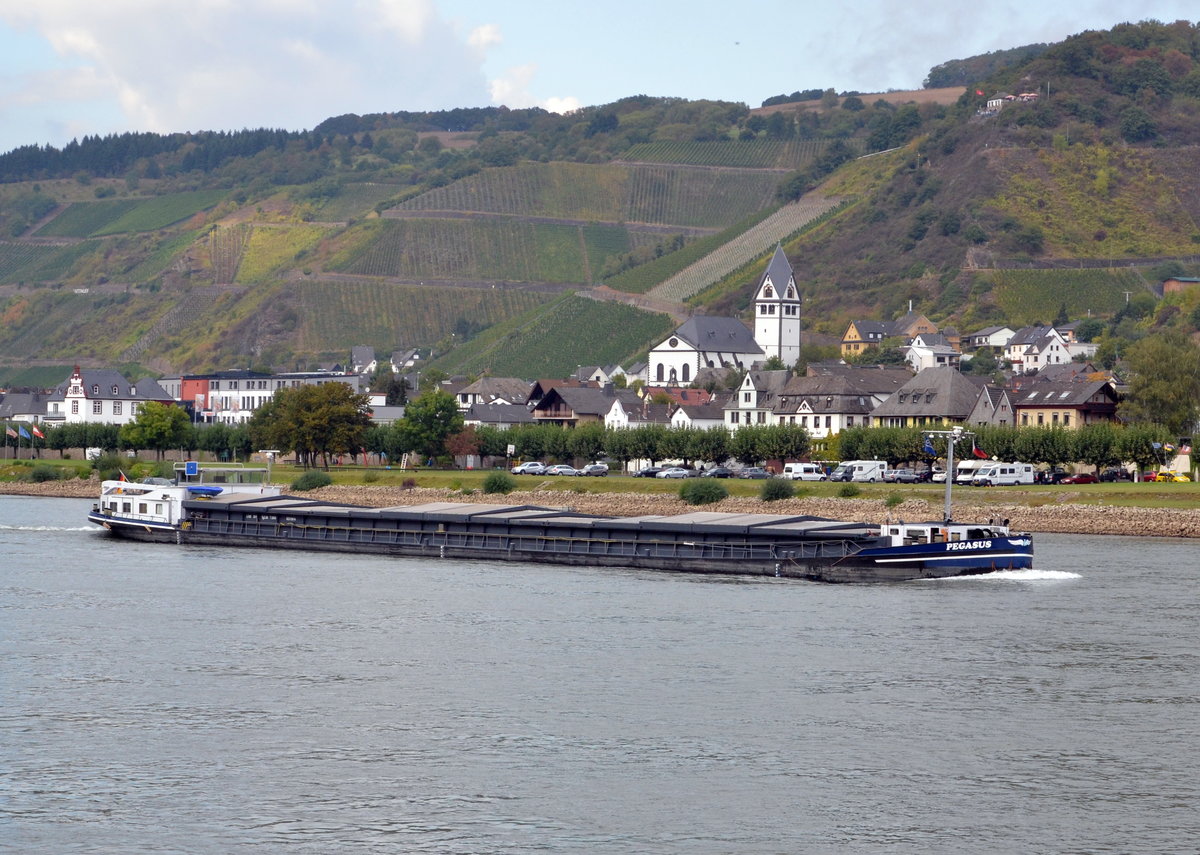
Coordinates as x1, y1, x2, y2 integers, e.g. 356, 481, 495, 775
829, 460, 889, 483
953, 459, 991, 485
970, 461, 1036, 486
781, 462, 827, 481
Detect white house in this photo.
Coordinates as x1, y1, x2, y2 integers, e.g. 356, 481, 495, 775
48, 366, 173, 426
645, 316, 763, 386
904, 332, 962, 372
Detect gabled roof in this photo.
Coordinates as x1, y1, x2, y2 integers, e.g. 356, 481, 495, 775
672, 316, 763, 355
673, 402, 727, 421
758, 245, 796, 298
538, 385, 636, 418
846, 320, 894, 339
1011, 379, 1117, 408
465, 403, 535, 425
457, 376, 532, 404
803, 363, 914, 394
910, 332, 953, 349
871, 367, 985, 420
1006, 325, 1055, 347
134, 378, 172, 400
0, 392, 50, 419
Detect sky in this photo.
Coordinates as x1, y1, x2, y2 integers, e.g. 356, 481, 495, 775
0, 0, 1197, 155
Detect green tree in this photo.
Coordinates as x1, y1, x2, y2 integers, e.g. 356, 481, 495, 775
392, 389, 464, 462
118, 401, 191, 460
249, 382, 372, 469
1119, 332, 1200, 436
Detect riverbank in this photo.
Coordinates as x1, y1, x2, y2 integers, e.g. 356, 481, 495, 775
7, 479, 1200, 538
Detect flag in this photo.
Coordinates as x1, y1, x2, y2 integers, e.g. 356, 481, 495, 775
972, 444, 989, 459
1164, 443, 1176, 452
923, 437, 937, 456
119, 472, 128, 482
1181, 444, 1193, 455
18, 426, 31, 440
4, 426, 16, 439
1152, 442, 1162, 450
976, 89, 985, 96
31, 425, 44, 439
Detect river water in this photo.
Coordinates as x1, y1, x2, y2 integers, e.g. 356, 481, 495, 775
2, 496, 1199, 853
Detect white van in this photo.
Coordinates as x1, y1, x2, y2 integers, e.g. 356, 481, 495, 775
954, 459, 990, 485
970, 461, 1035, 486
781, 462, 827, 481
830, 459, 889, 483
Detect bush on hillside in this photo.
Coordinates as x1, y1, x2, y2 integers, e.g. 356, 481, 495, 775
482, 472, 516, 494
291, 470, 332, 491
760, 478, 795, 501
28, 463, 62, 482
679, 479, 728, 505
837, 483, 862, 498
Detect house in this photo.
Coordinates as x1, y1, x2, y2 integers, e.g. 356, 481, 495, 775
904, 332, 961, 372
964, 325, 1014, 350
0, 391, 51, 426
964, 384, 1015, 426
1163, 276, 1200, 295
1003, 326, 1069, 372
454, 377, 532, 411
1011, 380, 1119, 428
646, 316, 764, 385
47, 366, 174, 426
350, 346, 377, 375
463, 403, 535, 430
770, 367, 912, 437
723, 369, 790, 428
533, 384, 632, 427
605, 396, 673, 430
639, 386, 713, 407
390, 349, 421, 372
870, 367, 988, 428
840, 310, 937, 357
670, 400, 729, 430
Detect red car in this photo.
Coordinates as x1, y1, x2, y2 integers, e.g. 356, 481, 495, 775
1060, 473, 1099, 484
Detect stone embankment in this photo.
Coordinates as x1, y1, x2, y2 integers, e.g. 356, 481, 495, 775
12, 479, 1200, 539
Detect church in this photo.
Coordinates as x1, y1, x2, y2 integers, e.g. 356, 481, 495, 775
644, 245, 801, 384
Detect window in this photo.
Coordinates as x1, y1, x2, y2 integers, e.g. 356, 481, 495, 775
93, 401, 103, 415
71, 401, 79, 414
1037, 413, 1044, 425
847, 416, 855, 426
763, 285, 774, 298
730, 413, 738, 424
801, 416, 808, 427
681, 364, 690, 382
1063, 414, 1071, 426
656, 364, 664, 382
825, 416, 832, 428
1021, 414, 1028, 425
743, 392, 752, 403
113, 401, 122, 416
757, 411, 766, 424
92, 385, 99, 394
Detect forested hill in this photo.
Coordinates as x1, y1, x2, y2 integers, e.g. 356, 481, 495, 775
3, 19, 1200, 385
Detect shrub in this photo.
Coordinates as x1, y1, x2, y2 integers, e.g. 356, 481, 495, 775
291, 470, 333, 491
363, 469, 380, 483
401, 478, 417, 490
837, 483, 861, 498
760, 478, 795, 501
679, 479, 728, 505
482, 472, 516, 494
884, 491, 904, 509
29, 463, 61, 482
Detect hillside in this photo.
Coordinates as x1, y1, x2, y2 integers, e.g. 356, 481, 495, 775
4, 20, 1200, 385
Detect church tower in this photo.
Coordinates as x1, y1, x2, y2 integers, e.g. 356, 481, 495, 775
753, 245, 801, 365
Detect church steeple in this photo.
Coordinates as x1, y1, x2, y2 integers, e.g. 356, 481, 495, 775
753, 245, 801, 365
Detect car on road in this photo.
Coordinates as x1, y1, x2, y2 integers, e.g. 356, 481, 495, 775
578, 463, 609, 476
655, 466, 695, 479
510, 461, 546, 476
1060, 472, 1099, 484
701, 466, 734, 478
545, 464, 580, 476
738, 467, 772, 479
633, 466, 664, 478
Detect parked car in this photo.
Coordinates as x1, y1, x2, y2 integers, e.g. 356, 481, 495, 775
1099, 467, 1133, 482
701, 466, 734, 478
1060, 473, 1098, 484
913, 469, 936, 483
891, 469, 921, 484
510, 461, 546, 476
1036, 468, 1068, 485
1142, 471, 1161, 482
930, 470, 948, 483
738, 467, 772, 479
633, 466, 664, 478
578, 463, 609, 476
655, 466, 694, 479
545, 464, 580, 476
1155, 471, 1191, 482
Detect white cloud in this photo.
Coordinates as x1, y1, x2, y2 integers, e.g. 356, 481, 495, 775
0, 0, 491, 149
542, 96, 581, 115
487, 62, 578, 114
468, 23, 501, 50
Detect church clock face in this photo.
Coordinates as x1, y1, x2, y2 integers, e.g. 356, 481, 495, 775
669, 337, 678, 348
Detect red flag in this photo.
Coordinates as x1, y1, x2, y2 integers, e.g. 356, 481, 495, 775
972, 445, 989, 459
119, 472, 128, 482
32, 425, 45, 439
975, 89, 984, 96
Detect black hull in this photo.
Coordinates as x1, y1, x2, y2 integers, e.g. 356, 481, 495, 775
91, 512, 1028, 584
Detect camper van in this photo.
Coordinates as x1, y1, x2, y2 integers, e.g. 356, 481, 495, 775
970, 461, 1035, 487
953, 459, 991, 485
781, 462, 827, 481
829, 460, 889, 483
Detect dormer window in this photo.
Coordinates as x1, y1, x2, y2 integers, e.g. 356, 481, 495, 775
112, 385, 119, 395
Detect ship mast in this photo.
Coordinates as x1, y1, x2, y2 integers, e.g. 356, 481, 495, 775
923, 426, 974, 524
